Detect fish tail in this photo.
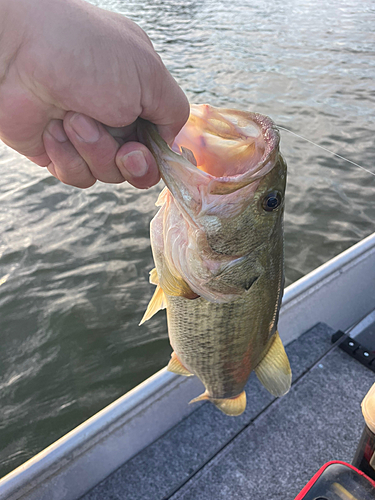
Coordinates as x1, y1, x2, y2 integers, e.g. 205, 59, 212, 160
255, 330, 292, 397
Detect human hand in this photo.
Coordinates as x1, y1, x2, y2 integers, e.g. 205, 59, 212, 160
0, 0, 189, 189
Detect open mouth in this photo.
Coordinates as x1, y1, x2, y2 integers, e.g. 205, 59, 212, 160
173, 105, 275, 179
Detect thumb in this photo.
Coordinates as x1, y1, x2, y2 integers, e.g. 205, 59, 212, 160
115, 142, 160, 189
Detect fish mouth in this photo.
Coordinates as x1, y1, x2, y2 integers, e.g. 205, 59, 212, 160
173, 104, 280, 181
139, 105, 281, 212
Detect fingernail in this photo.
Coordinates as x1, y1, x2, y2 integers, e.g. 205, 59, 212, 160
120, 151, 148, 177
46, 121, 68, 143
70, 114, 100, 143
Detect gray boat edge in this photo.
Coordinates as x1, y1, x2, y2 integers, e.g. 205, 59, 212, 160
1, 232, 375, 500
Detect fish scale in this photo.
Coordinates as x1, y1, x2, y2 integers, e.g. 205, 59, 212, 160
167, 294, 270, 399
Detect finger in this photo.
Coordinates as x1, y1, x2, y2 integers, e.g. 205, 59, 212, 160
0, 82, 55, 166
43, 120, 96, 188
27, 151, 53, 168
154, 85, 190, 146
138, 63, 190, 146
104, 124, 137, 146
46, 161, 57, 178
116, 142, 160, 189
63, 112, 126, 184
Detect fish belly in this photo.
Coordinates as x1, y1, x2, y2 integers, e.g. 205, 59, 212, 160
166, 293, 274, 399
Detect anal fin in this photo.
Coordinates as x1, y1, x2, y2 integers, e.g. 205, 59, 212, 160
189, 390, 247, 417
167, 352, 193, 377
255, 330, 292, 397
212, 391, 246, 416
189, 390, 210, 405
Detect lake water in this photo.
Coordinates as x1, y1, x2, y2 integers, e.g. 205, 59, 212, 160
1, 0, 374, 478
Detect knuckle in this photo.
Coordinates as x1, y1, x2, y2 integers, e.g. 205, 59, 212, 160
62, 172, 96, 189
64, 155, 88, 175
57, 157, 96, 188
92, 149, 116, 170
79, 138, 125, 183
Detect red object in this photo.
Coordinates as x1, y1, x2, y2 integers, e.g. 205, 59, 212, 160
294, 460, 375, 500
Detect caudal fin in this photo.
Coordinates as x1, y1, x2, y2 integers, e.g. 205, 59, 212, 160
255, 330, 292, 397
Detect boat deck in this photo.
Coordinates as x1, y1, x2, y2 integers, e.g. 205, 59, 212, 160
81, 321, 375, 500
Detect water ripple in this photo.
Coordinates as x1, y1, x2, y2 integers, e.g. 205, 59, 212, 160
1, 0, 375, 477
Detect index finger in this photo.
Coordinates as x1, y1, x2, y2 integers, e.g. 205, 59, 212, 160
137, 63, 190, 146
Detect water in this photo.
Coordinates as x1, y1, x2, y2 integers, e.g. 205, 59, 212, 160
0, 0, 374, 478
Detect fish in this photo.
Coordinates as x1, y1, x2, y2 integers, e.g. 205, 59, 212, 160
139, 104, 291, 416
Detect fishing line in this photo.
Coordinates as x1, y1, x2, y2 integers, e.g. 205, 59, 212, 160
277, 125, 375, 178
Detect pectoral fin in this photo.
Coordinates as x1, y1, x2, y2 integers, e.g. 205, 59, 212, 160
189, 390, 247, 416
139, 283, 166, 325
167, 352, 194, 377
140, 264, 197, 325
155, 187, 169, 207
149, 267, 159, 286
159, 261, 198, 299
255, 331, 292, 397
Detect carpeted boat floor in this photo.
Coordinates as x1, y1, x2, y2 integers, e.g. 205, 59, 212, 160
82, 323, 375, 500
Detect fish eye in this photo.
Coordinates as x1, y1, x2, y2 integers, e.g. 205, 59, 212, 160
262, 192, 282, 212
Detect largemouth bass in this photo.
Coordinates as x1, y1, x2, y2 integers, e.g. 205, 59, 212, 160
139, 104, 291, 416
